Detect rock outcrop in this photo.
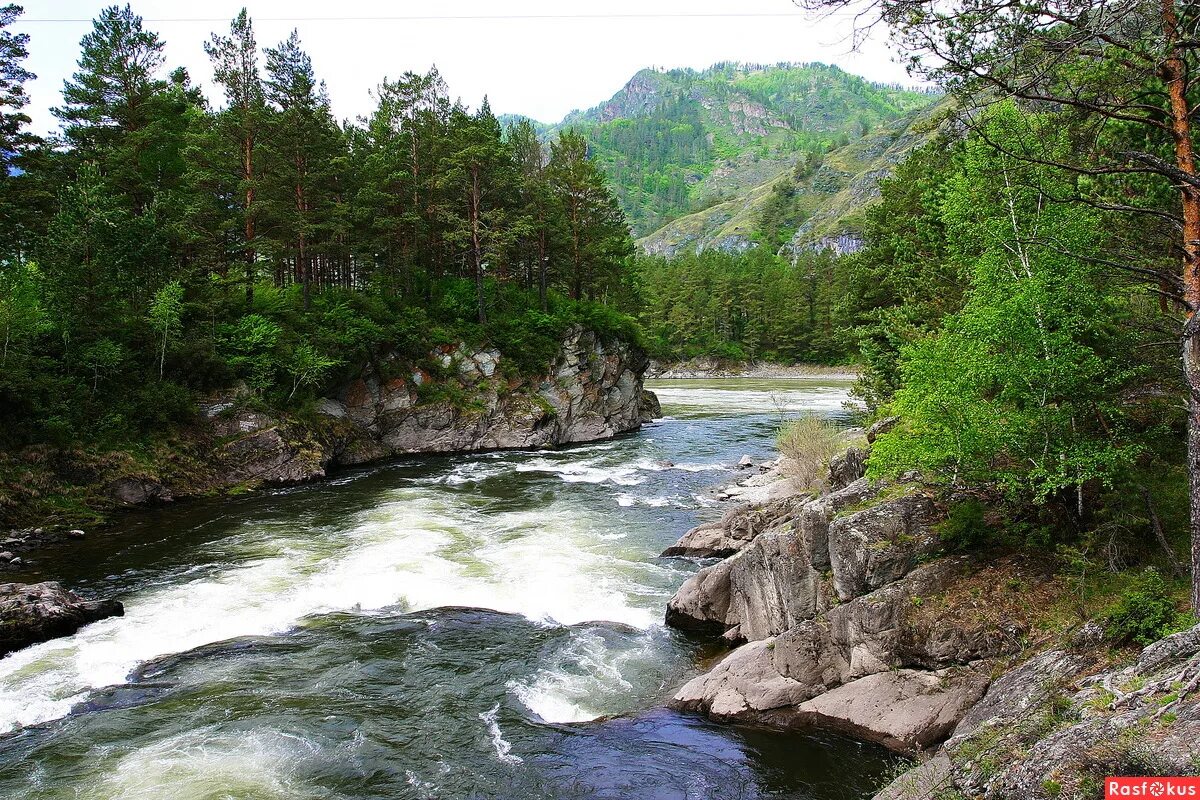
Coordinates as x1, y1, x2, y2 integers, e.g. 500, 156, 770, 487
875, 624, 1200, 799
663, 445, 1034, 754
0, 581, 123, 656
664, 434, 1200, 783
203, 326, 658, 489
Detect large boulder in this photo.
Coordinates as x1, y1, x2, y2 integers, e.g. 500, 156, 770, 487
792, 668, 990, 753
664, 481, 932, 640
639, 389, 662, 422
672, 558, 984, 720
826, 490, 942, 601
0, 581, 123, 656
106, 476, 171, 505
662, 499, 799, 559
217, 420, 329, 486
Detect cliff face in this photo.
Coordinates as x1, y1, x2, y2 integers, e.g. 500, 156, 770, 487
201, 325, 658, 490
327, 326, 652, 461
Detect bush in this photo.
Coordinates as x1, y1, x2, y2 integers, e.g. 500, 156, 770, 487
938, 498, 992, 551
776, 414, 842, 490
1104, 569, 1187, 646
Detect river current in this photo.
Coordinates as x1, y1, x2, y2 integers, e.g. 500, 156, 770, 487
0, 378, 897, 799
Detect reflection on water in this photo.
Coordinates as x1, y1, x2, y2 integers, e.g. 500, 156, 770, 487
1, 379, 889, 800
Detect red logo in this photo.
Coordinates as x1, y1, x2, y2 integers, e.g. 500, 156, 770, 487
1107, 778, 1200, 798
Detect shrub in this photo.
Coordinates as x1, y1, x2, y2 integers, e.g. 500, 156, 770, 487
776, 414, 842, 491
938, 498, 991, 552
1104, 569, 1186, 646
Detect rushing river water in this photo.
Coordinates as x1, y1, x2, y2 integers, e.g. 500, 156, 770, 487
0, 378, 899, 800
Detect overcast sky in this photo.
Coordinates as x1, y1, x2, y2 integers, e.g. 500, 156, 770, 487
14, 0, 910, 135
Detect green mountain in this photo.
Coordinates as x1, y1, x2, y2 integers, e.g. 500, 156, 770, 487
546, 62, 940, 244
638, 97, 953, 257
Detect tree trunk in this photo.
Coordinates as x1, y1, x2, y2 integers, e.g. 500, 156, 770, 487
1163, 0, 1200, 611
471, 167, 486, 324
244, 133, 255, 307
538, 227, 548, 312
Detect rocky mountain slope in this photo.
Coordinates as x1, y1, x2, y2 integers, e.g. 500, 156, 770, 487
543, 62, 939, 245
663, 433, 1200, 796
638, 97, 950, 257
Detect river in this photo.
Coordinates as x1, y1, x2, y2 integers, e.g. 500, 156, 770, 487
0, 378, 898, 799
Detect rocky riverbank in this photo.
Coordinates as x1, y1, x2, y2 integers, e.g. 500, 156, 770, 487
647, 357, 857, 381
662, 434, 1200, 796
0, 325, 659, 549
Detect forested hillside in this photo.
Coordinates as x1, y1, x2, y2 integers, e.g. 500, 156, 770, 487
546, 63, 937, 240
0, 6, 638, 452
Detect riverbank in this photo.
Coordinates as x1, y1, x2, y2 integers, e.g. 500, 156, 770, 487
0, 326, 660, 553
0, 377, 899, 799
647, 357, 859, 381
660, 427, 1200, 795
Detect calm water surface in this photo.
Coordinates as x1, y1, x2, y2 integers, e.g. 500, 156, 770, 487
0, 377, 897, 799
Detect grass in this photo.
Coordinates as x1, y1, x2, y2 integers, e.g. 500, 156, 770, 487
775, 414, 844, 491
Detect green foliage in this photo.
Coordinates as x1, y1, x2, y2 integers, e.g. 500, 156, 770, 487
937, 498, 992, 552
0, 7, 646, 449
147, 279, 184, 378
561, 62, 938, 235
869, 105, 1144, 504
283, 342, 339, 401
633, 247, 852, 363
218, 313, 281, 392
1104, 570, 1190, 647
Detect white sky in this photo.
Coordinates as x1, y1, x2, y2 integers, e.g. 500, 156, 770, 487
14, 0, 909, 135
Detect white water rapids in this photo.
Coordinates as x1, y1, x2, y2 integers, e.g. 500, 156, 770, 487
1, 378, 864, 800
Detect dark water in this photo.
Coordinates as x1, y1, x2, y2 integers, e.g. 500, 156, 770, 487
0, 379, 898, 799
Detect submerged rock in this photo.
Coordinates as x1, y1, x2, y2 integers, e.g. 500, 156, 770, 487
0, 581, 123, 656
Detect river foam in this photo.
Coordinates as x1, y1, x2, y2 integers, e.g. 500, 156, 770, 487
0, 487, 688, 733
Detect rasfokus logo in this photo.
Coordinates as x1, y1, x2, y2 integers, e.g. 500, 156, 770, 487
1107, 778, 1200, 798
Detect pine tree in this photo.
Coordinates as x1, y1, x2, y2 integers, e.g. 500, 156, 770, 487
204, 8, 265, 303
0, 4, 32, 177
507, 118, 562, 310
260, 30, 340, 307
439, 99, 517, 323
547, 129, 632, 301
54, 4, 167, 211
0, 4, 36, 263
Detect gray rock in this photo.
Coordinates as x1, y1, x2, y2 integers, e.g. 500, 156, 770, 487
866, 416, 900, 443
793, 668, 990, 753
107, 477, 171, 506
827, 491, 941, 602
217, 422, 328, 486
0, 581, 123, 656
872, 753, 953, 800
828, 445, 868, 490
672, 557, 988, 723
328, 326, 652, 460
662, 501, 791, 559
664, 481, 939, 639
